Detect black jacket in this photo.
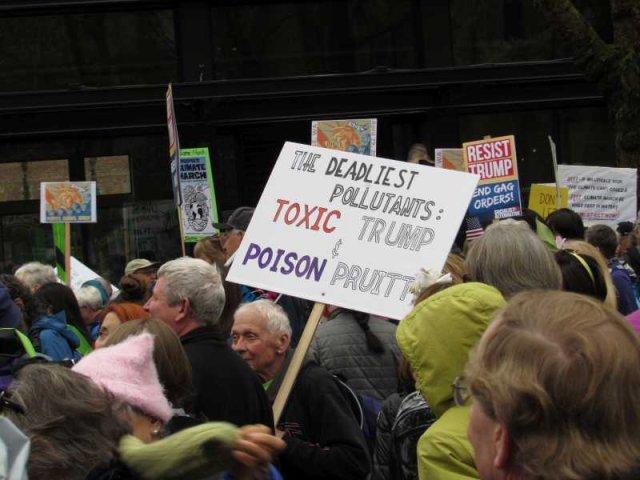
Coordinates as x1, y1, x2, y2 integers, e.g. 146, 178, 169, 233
181, 326, 273, 428
266, 353, 370, 480
372, 391, 436, 480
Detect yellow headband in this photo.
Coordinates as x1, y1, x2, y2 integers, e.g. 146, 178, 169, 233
569, 251, 595, 286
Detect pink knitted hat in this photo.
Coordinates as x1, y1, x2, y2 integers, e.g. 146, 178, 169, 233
72, 332, 172, 423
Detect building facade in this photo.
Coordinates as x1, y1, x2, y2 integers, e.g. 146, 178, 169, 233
0, 0, 614, 281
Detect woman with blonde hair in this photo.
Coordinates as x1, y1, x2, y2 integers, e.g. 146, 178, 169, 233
466, 290, 640, 479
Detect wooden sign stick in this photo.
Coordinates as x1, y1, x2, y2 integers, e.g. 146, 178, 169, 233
272, 302, 326, 426
176, 207, 186, 257
548, 136, 561, 209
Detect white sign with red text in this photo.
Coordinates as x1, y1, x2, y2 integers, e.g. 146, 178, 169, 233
558, 164, 637, 226
227, 142, 479, 320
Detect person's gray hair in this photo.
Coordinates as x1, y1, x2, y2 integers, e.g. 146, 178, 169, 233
157, 257, 225, 326
235, 299, 292, 338
75, 285, 104, 311
15, 262, 57, 292
466, 219, 562, 298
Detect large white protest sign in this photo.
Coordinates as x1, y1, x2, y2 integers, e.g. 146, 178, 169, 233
227, 142, 479, 320
558, 165, 637, 226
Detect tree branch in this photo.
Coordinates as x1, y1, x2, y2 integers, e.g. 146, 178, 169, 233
532, 0, 619, 87
610, 0, 640, 49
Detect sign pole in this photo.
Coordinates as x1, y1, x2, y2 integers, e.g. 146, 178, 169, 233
64, 223, 71, 286
548, 136, 560, 209
273, 302, 325, 425
166, 84, 184, 249
177, 207, 186, 257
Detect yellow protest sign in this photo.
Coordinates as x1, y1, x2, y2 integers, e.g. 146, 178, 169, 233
528, 184, 568, 218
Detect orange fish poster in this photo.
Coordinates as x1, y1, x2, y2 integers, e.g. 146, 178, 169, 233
312, 118, 377, 156
40, 181, 97, 223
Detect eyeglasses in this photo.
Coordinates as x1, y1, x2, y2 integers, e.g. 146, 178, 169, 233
0, 390, 24, 415
452, 375, 470, 407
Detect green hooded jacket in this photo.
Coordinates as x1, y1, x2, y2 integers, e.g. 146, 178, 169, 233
396, 282, 505, 480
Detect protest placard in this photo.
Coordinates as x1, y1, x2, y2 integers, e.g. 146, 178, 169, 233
166, 84, 182, 206
179, 148, 219, 242
558, 165, 637, 226
312, 119, 377, 156
463, 135, 522, 224
40, 182, 97, 224
227, 142, 479, 320
528, 184, 569, 219
435, 148, 464, 171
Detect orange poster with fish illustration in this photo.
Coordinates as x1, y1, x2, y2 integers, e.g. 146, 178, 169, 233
40, 181, 97, 223
312, 119, 377, 156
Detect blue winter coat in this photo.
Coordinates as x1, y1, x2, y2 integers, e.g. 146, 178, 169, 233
30, 311, 82, 362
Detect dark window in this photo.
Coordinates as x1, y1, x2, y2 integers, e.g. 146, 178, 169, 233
86, 201, 182, 282
556, 107, 614, 166
0, 214, 58, 274
211, 0, 420, 79
0, 10, 177, 91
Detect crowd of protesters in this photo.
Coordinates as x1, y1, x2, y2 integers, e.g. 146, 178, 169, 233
0, 203, 639, 480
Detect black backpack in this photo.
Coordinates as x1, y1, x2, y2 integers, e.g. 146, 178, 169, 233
390, 391, 437, 480
0, 328, 38, 390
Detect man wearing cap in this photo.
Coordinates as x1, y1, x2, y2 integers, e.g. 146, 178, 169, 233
124, 259, 159, 283
212, 207, 254, 262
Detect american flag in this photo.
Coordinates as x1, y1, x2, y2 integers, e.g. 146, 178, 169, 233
466, 216, 484, 242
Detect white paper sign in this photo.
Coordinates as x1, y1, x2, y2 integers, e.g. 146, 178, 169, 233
558, 164, 637, 226
227, 142, 479, 320
69, 256, 119, 298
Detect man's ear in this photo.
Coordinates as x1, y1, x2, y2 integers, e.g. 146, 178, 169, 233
494, 423, 512, 469
275, 333, 290, 353
175, 297, 190, 323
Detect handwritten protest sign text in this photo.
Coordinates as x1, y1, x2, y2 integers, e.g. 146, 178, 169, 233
228, 142, 479, 319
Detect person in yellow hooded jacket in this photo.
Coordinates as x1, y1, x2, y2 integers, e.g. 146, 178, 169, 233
397, 219, 563, 479
396, 282, 505, 480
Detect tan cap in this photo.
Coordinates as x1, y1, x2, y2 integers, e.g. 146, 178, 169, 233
124, 258, 159, 275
